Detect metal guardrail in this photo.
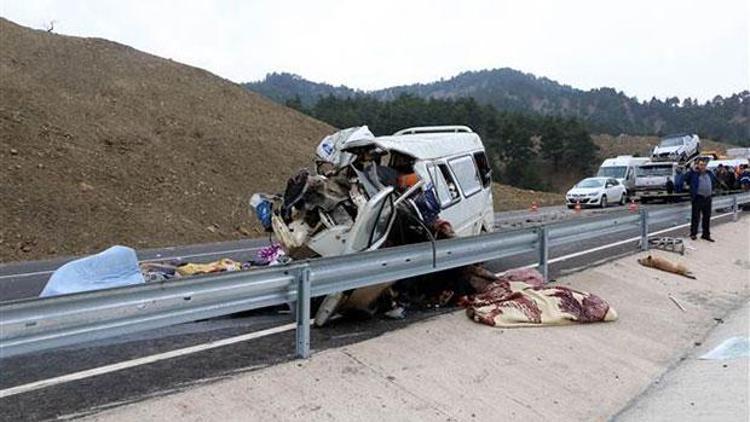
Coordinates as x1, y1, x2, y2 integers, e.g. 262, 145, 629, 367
1, 192, 749, 360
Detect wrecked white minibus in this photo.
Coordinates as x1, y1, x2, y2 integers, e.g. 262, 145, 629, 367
251, 125, 494, 325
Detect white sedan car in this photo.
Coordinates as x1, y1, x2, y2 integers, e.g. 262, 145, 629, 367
566, 177, 627, 208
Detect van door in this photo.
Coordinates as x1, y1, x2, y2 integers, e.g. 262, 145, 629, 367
472, 151, 494, 232
624, 166, 635, 193
345, 187, 397, 254
425, 162, 468, 234
446, 155, 485, 236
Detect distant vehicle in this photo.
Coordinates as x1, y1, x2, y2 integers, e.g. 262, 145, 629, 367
596, 155, 650, 196
566, 177, 627, 209
635, 162, 680, 193
726, 148, 750, 160
651, 134, 700, 163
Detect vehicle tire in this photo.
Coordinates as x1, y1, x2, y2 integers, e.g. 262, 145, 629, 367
619, 194, 626, 205
600, 195, 608, 208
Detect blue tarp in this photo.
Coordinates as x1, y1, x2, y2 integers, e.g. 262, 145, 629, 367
40, 245, 145, 297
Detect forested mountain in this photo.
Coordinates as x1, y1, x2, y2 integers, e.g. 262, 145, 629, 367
244, 73, 360, 107
246, 70, 750, 146
292, 95, 599, 191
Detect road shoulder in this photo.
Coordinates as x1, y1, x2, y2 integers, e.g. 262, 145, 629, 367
84, 217, 750, 421
615, 301, 749, 422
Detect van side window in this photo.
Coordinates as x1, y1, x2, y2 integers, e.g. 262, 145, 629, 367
448, 156, 482, 197
427, 163, 459, 208
438, 164, 461, 201
473, 152, 492, 188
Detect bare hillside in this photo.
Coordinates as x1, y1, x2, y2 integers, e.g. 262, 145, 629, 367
0, 18, 334, 261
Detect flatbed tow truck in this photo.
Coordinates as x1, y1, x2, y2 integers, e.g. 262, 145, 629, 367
632, 149, 742, 204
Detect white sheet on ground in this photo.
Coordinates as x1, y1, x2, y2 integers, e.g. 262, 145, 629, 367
699, 336, 750, 360
40, 245, 145, 297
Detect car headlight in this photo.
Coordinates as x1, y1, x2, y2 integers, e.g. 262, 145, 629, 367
588, 192, 598, 197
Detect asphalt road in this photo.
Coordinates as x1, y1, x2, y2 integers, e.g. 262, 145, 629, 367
1, 201, 730, 421
0, 203, 627, 302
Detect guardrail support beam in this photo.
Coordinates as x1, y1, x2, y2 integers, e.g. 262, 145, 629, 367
295, 266, 311, 359
640, 208, 649, 251
538, 226, 549, 282
732, 196, 738, 222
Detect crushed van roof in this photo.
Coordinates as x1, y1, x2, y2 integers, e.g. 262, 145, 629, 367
358, 132, 485, 160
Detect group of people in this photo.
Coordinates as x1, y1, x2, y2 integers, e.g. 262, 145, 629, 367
716, 163, 750, 191
684, 159, 749, 242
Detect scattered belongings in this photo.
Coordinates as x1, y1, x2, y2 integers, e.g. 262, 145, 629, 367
699, 336, 750, 360
638, 255, 696, 279
140, 245, 289, 279
139, 261, 181, 282
667, 293, 687, 312
175, 258, 242, 276
647, 237, 686, 255
42, 243, 290, 297
41, 246, 144, 297
459, 268, 618, 327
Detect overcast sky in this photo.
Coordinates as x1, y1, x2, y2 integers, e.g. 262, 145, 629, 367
2, 0, 748, 101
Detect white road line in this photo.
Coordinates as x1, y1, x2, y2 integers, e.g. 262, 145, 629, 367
0, 247, 263, 280
0, 322, 297, 399
0, 269, 55, 280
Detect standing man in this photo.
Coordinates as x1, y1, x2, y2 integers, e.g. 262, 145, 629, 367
685, 159, 718, 241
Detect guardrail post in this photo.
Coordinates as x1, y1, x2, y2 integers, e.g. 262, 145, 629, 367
640, 208, 649, 251
538, 226, 549, 282
295, 265, 311, 359
732, 195, 738, 222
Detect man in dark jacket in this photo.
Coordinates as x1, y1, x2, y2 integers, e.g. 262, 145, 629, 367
685, 159, 718, 241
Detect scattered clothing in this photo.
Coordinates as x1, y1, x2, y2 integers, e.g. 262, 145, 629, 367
139, 261, 181, 282
41, 246, 144, 297
255, 244, 286, 266
638, 255, 696, 279
249, 193, 274, 231
176, 258, 242, 276
459, 268, 617, 327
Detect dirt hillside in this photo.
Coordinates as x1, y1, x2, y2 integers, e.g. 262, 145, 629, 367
492, 184, 562, 211
0, 18, 334, 262
0, 18, 559, 263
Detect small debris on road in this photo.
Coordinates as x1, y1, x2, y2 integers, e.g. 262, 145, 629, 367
667, 294, 687, 312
